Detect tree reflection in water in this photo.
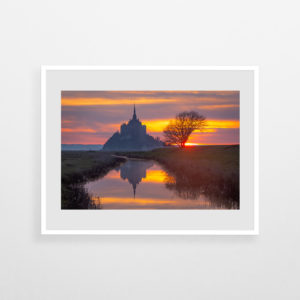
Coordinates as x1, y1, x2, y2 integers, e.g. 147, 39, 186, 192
163, 166, 239, 209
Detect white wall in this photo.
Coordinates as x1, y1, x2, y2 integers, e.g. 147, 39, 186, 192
0, 0, 299, 299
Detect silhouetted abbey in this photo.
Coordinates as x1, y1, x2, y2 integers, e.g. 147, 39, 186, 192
103, 105, 164, 151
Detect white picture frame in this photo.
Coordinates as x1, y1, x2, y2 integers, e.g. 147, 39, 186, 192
41, 66, 259, 235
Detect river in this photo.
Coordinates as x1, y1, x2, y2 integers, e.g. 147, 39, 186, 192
84, 158, 238, 209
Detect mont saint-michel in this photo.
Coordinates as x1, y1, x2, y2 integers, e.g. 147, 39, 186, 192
61, 90, 240, 210
102, 105, 164, 151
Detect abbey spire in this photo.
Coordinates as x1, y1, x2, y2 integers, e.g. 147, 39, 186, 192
132, 104, 137, 120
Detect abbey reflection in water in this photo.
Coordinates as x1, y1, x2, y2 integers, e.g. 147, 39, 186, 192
85, 158, 239, 209
119, 159, 154, 198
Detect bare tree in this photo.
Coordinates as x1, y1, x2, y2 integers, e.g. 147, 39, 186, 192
163, 111, 206, 148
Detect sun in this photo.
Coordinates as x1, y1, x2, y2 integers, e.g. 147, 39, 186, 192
185, 142, 200, 147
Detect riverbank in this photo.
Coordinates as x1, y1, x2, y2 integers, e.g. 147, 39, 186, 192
61, 151, 126, 209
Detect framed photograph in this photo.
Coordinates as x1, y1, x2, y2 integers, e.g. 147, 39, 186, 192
41, 66, 259, 235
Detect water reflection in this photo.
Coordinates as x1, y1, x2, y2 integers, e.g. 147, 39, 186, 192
163, 172, 239, 209
85, 158, 239, 209
119, 159, 153, 197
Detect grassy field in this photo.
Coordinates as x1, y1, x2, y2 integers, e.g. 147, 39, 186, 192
114, 145, 239, 172
61, 151, 125, 209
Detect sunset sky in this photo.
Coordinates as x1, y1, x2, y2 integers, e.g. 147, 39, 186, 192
61, 91, 240, 145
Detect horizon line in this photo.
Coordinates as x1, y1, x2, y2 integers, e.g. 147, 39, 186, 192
61, 143, 240, 146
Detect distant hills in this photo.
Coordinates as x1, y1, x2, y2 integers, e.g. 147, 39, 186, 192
62, 144, 103, 151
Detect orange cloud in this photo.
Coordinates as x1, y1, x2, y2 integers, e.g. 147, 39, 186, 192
143, 119, 239, 133
198, 104, 239, 110
143, 119, 169, 132
144, 119, 210, 133
62, 135, 106, 144
205, 120, 239, 129
61, 128, 97, 133
62, 120, 74, 124
61, 97, 178, 106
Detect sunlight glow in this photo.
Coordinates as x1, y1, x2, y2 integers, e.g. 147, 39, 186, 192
143, 170, 167, 183
106, 169, 167, 184
185, 142, 201, 146
143, 119, 238, 133
91, 196, 212, 208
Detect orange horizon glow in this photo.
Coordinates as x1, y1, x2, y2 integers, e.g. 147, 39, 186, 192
62, 142, 239, 146
185, 142, 202, 146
